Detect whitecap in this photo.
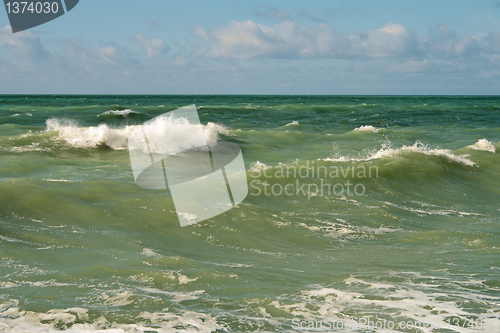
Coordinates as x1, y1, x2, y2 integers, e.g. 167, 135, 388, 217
45, 118, 229, 152
43, 179, 77, 183
467, 138, 496, 153
249, 161, 269, 172
352, 125, 379, 133
324, 142, 475, 166
99, 109, 139, 117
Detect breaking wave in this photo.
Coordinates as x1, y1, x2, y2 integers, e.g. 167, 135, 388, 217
98, 109, 140, 117
352, 125, 380, 133
45, 118, 230, 151
324, 142, 475, 166
467, 138, 496, 153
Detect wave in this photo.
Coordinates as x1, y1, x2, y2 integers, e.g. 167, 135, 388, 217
285, 121, 299, 126
324, 142, 475, 166
352, 125, 379, 133
98, 109, 140, 117
46, 119, 133, 150
383, 201, 482, 217
249, 161, 270, 172
45, 118, 229, 151
467, 138, 496, 153
43, 179, 79, 183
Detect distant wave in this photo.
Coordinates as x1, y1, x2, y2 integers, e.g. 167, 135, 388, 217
324, 142, 475, 166
99, 109, 140, 117
43, 178, 80, 183
352, 125, 379, 133
285, 121, 299, 126
467, 138, 496, 153
46, 117, 229, 152
249, 161, 269, 172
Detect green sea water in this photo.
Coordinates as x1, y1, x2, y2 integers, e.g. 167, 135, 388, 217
0, 95, 499, 332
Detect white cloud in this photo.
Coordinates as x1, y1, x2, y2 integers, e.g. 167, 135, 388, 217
424, 25, 483, 59
194, 21, 419, 59
0, 21, 499, 94
0, 25, 49, 61
359, 23, 420, 57
61, 38, 141, 76
134, 34, 169, 58
194, 20, 500, 62
430, 24, 456, 42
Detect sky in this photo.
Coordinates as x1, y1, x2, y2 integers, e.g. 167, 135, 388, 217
1, 0, 500, 94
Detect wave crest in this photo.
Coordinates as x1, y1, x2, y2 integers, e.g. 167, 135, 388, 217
352, 125, 379, 133
468, 138, 496, 153
324, 142, 475, 166
249, 161, 269, 172
46, 118, 229, 151
99, 109, 140, 117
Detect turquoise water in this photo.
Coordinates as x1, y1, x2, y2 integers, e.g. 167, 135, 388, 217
0, 95, 499, 332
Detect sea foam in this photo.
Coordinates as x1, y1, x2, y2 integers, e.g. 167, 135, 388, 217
249, 161, 269, 172
352, 125, 379, 133
0, 299, 223, 333
99, 109, 140, 117
467, 138, 496, 153
275, 275, 500, 333
46, 117, 229, 152
324, 142, 475, 166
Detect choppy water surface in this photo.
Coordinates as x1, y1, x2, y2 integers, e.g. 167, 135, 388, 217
0, 95, 499, 332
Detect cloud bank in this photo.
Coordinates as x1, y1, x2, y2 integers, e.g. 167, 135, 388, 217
193, 20, 500, 63
1, 16, 500, 94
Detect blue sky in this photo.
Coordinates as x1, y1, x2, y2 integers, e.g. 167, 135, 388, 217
1, 0, 500, 94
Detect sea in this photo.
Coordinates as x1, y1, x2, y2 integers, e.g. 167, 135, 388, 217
0, 95, 499, 332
